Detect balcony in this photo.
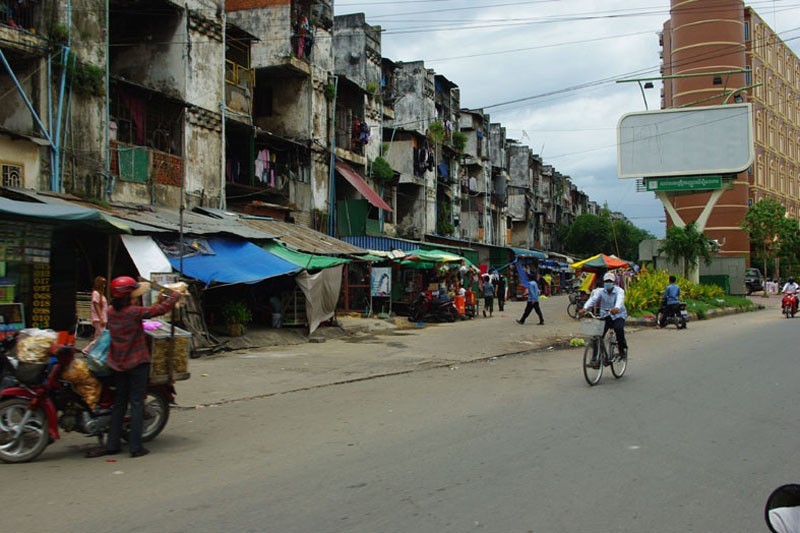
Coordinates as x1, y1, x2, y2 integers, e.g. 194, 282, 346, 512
111, 141, 183, 187
0, 2, 46, 56
225, 60, 253, 122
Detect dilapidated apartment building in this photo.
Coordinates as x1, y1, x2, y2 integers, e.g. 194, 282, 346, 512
0, 0, 230, 208
0, 3, 602, 256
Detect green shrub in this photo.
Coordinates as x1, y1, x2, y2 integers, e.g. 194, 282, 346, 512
626, 268, 724, 315
372, 156, 394, 183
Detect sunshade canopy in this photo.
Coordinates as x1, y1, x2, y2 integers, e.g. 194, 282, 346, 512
510, 247, 547, 260
168, 237, 301, 285
404, 248, 472, 265
262, 241, 349, 271
570, 253, 630, 271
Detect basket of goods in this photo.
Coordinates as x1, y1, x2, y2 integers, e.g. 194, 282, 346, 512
61, 358, 101, 410
13, 328, 58, 386
144, 320, 191, 384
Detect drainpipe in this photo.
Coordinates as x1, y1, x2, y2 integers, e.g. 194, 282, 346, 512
53, 0, 72, 192
327, 75, 338, 236
219, 9, 227, 209
104, 0, 110, 198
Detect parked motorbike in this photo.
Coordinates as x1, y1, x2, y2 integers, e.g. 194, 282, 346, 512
781, 291, 798, 319
408, 292, 459, 323
0, 341, 172, 463
656, 299, 688, 329
766, 484, 800, 532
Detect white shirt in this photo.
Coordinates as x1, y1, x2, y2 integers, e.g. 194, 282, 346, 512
782, 282, 799, 294
583, 285, 627, 320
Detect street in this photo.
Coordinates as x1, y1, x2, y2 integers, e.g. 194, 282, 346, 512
2, 301, 798, 532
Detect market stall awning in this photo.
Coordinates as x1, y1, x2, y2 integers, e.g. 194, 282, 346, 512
168, 237, 301, 286
335, 162, 393, 212
0, 197, 131, 233
404, 248, 473, 266
510, 247, 547, 260
121, 235, 172, 280
262, 241, 349, 271
570, 253, 630, 271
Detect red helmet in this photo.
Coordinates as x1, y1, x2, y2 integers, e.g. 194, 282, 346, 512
110, 276, 139, 298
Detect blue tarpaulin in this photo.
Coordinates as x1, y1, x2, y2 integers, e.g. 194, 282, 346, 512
168, 237, 301, 286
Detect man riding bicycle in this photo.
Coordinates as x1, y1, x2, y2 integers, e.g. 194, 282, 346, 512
578, 272, 628, 367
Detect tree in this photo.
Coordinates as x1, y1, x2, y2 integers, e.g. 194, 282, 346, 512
658, 222, 713, 279
741, 197, 799, 279
561, 213, 613, 256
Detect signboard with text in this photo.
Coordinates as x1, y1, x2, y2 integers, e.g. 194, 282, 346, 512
645, 176, 723, 192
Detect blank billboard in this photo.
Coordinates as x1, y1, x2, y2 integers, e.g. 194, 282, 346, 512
617, 103, 754, 179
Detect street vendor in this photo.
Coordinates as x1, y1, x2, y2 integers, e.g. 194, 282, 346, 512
86, 276, 181, 459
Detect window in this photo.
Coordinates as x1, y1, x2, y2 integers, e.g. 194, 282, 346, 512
0, 162, 23, 187
745, 65, 751, 85
744, 21, 750, 41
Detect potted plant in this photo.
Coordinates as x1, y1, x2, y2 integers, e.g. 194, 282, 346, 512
222, 301, 252, 337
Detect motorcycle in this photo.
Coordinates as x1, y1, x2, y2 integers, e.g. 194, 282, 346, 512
765, 484, 800, 532
656, 298, 688, 329
408, 291, 459, 323
0, 341, 173, 463
781, 291, 798, 319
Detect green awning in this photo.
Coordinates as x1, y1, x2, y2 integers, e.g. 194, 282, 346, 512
262, 241, 350, 270
404, 248, 474, 266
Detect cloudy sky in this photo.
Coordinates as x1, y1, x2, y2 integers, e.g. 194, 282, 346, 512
335, 0, 800, 237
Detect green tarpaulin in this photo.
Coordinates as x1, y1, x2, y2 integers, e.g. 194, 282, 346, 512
262, 241, 350, 271
404, 248, 474, 266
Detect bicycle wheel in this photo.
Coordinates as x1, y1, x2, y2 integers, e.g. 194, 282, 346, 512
583, 340, 603, 386
567, 302, 578, 319
610, 337, 627, 378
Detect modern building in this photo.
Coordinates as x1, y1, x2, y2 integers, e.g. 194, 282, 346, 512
660, 0, 800, 260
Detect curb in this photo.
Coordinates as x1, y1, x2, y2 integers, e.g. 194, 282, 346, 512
628, 303, 766, 327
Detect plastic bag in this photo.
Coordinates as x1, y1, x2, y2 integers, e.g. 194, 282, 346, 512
62, 358, 101, 409
85, 330, 111, 376
15, 328, 58, 363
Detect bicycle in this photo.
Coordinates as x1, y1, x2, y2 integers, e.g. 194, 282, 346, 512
567, 291, 589, 319
580, 311, 627, 386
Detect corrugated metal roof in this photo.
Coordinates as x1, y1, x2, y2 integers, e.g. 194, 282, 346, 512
0, 188, 278, 239
239, 217, 366, 255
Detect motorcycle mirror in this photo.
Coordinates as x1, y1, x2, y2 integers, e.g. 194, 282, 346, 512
765, 484, 800, 532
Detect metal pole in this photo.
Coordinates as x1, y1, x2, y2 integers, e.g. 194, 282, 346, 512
328, 75, 339, 236
219, 9, 227, 209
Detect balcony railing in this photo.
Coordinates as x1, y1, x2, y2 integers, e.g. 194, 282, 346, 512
111, 141, 183, 187
225, 60, 252, 118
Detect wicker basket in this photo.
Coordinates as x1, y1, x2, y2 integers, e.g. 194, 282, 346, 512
580, 319, 606, 337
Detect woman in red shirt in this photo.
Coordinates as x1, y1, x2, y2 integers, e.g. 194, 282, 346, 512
86, 276, 180, 459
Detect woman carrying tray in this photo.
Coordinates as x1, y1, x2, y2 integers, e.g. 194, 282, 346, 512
86, 276, 181, 459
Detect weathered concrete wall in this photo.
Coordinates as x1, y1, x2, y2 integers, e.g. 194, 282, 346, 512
184, 117, 224, 207
507, 145, 532, 189
0, 60, 42, 136
63, 0, 108, 195
390, 62, 434, 136
255, 76, 311, 138
386, 139, 414, 177
230, 5, 292, 67
489, 124, 506, 169
186, 8, 224, 112
110, 14, 185, 101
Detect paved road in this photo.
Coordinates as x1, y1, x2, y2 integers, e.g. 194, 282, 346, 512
3, 304, 796, 532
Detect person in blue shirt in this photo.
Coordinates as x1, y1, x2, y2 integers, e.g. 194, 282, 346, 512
659, 275, 681, 328
516, 276, 544, 325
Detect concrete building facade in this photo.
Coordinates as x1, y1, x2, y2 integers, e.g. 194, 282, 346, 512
661, 0, 800, 261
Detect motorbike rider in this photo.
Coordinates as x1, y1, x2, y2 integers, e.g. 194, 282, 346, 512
579, 271, 628, 367
659, 275, 681, 328
86, 276, 180, 459
782, 277, 799, 312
